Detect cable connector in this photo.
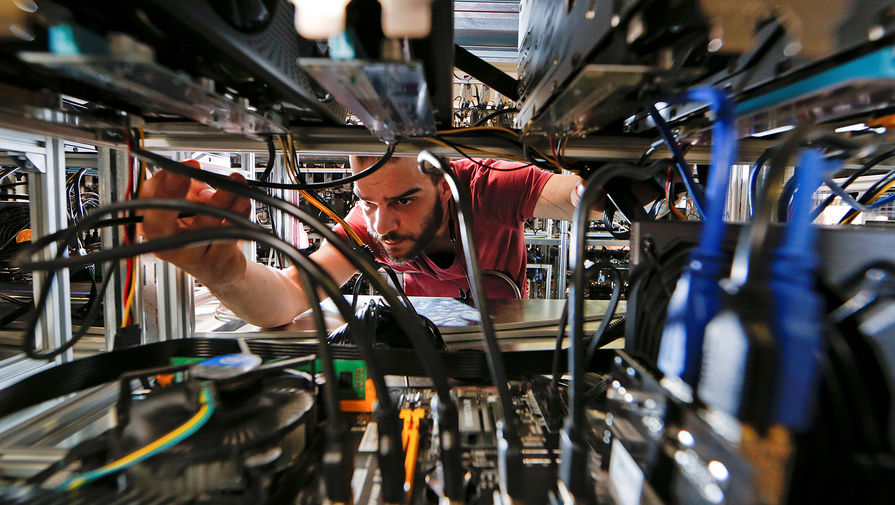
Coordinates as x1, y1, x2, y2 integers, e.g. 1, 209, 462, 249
377, 406, 407, 504
432, 397, 464, 501
559, 422, 593, 503
322, 428, 354, 504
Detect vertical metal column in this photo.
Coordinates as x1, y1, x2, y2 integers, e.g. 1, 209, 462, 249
97, 147, 122, 350
725, 164, 751, 222
153, 151, 194, 340
27, 137, 73, 362
274, 153, 292, 247
556, 169, 573, 297
557, 219, 570, 297
240, 153, 257, 263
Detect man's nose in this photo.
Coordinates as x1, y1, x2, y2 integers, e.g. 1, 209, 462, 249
373, 208, 399, 236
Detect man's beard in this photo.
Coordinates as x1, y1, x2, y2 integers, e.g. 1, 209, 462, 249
369, 197, 444, 264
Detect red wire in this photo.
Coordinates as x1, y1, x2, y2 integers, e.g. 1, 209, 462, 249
548, 136, 561, 168
123, 257, 133, 325
667, 166, 685, 220
121, 129, 136, 320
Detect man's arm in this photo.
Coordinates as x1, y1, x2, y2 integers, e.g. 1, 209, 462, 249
533, 173, 660, 221
139, 169, 358, 328
532, 173, 602, 221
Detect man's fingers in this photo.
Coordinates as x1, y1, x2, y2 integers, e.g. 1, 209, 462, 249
231, 196, 252, 218
138, 170, 192, 238
191, 173, 244, 228
226, 173, 252, 218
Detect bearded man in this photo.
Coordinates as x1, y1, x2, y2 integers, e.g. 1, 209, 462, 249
139, 154, 598, 327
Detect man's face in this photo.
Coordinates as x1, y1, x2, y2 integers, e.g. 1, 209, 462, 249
351, 157, 447, 263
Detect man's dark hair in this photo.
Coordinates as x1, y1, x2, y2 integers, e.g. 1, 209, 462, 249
350, 155, 444, 185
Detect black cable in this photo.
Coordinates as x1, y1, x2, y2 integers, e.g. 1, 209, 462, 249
585, 266, 623, 363
432, 135, 536, 171
296, 267, 344, 433
129, 147, 453, 403
260, 136, 284, 267
551, 262, 623, 387
243, 143, 397, 190
749, 148, 773, 217
418, 150, 524, 498
21, 198, 406, 499
471, 107, 518, 127
811, 145, 895, 220
420, 151, 518, 404
550, 300, 568, 387
837, 164, 895, 224
128, 147, 462, 496
260, 136, 276, 183
736, 130, 860, 282
563, 163, 654, 496
352, 261, 415, 312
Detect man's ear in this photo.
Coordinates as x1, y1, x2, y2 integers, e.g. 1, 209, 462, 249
438, 176, 452, 203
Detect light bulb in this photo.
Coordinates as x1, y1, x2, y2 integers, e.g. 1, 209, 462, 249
379, 0, 434, 39
289, 0, 351, 40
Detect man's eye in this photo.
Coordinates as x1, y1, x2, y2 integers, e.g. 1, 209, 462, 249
397, 198, 414, 206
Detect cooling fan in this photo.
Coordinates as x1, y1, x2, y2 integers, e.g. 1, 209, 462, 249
28, 353, 319, 505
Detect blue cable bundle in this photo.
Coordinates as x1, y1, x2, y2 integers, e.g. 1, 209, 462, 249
770, 149, 836, 431
656, 87, 738, 386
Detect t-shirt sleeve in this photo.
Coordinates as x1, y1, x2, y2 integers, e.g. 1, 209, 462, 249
457, 159, 554, 226
331, 204, 372, 246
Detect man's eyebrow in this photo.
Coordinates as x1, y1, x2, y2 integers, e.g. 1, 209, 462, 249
386, 188, 422, 202
354, 187, 422, 202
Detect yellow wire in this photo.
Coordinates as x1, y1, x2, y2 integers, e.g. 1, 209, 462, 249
277, 136, 364, 246
120, 267, 135, 328
434, 127, 564, 170
840, 179, 895, 224
138, 129, 148, 187
437, 126, 520, 137
424, 137, 551, 167
64, 387, 212, 490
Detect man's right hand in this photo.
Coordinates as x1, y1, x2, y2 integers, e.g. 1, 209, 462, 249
137, 169, 253, 290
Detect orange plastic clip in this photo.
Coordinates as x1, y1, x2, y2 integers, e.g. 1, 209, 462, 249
340, 378, 376, 412
399, 408, 425, 494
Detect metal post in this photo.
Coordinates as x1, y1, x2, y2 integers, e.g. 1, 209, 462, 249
725, 164, 751, 222
240, 152, 257, 263
27, 137, 73, 362
97, 147, 123, 350
557, 219, 570, 297
151, 151, 195, 340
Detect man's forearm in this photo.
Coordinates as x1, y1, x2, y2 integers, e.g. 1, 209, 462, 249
206, 261, 309, 328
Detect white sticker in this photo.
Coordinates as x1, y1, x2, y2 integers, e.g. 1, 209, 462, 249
358, 421, 378, 453
609, 439, 644, 505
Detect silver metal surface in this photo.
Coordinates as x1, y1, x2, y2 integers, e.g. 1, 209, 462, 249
455, 0, 519, 52
139, 123, 775, 164
526, 263, 553, 299
156, 260, 194, 341
301, 59, 435, 142
725, 164, 751, 221
18, 52, 287, 136
0, 383, 118, 448
241, 153, 258, 264
98, 147, 128, 349
522, 64, 665, 135
25, 136, 73, 363
557, 219, 569, 296
0, 354, 55, 390
0, 447, 68, 480
149, 152, 195, 341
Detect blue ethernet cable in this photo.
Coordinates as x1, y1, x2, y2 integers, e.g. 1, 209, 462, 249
656, 87, 738, 387
770, 149, 836, 431
646, 104, 708, 219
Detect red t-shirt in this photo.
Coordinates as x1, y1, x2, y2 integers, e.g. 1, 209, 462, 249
333, 159, 553, 298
